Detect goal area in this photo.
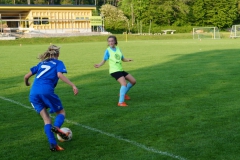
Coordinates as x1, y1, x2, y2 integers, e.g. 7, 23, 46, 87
230, 25, 240, 38
193, 27, 220, 39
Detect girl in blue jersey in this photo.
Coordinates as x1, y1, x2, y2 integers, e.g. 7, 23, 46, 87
94, 35, 136, 107
24, 45, 78, 151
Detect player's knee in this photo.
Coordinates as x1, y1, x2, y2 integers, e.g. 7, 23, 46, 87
57, 109, 66, 116
131, 80, 136, 86
43, 118, 52, 125
123, 82, 127, 86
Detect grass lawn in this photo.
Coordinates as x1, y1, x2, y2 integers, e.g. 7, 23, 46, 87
1, 37, 240, 160
0, 32, 231, 46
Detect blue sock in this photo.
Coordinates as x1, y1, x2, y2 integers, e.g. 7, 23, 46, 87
119, 86, 127, 103
54, 114, 65, 128
126, 82, 133, 94
44, 124, 57, 145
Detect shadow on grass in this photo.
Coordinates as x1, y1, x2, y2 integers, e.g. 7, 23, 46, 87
1, 49, 240, 159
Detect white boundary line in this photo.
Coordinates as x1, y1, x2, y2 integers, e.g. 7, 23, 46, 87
0, 96, 187, 160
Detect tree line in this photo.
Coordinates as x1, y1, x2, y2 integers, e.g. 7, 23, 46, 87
0, 0, 114, 5
115, 0, 240, 32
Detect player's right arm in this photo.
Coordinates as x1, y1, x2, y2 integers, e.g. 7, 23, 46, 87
24, 71, 33, 86
94, 60, 106, 68
94, 49, 108, 68
25, 64, 40, 86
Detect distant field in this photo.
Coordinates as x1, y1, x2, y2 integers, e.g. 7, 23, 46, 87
1, 38, 240, 160
0, 32, 232, 46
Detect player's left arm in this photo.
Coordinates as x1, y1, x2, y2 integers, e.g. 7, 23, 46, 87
122, 57, 133, 62
121, 52, 133, 62
24, 72, 33, 86
57, 72, 78, 95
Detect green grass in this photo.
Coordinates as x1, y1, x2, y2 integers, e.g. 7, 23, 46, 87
0, 33, 192, 46
0, 32, 232, 46
1, 38, 240, 160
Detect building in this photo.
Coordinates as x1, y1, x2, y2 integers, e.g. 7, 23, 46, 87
0, 5, 96, 34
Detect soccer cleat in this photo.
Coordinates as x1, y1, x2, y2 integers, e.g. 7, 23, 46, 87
51, 126, 69, 141
118, 102, 128, 107
50, 144, 64, 151
118, 94, 131, 100
124, 94, 131, 100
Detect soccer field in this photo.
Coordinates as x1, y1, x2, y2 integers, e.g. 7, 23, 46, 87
1, 38, 240, 160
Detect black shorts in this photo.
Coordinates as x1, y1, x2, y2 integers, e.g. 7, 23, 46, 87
110, 71, 129, 80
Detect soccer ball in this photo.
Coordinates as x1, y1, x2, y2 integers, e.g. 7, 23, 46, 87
57, 127, 72, 142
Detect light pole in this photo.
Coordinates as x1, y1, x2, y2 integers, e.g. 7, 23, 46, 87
0, 14, 2, 34
100, 13, 104, 32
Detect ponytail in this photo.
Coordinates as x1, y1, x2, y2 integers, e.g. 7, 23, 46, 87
38, 50, 58, 61
38, 44, 60, 61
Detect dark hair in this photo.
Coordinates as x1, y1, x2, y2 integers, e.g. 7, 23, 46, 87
107, 35, 118, 45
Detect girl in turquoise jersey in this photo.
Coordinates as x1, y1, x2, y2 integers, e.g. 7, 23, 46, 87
94, 36, 136, 107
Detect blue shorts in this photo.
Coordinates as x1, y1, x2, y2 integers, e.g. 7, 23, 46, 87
30, 94, 63, 114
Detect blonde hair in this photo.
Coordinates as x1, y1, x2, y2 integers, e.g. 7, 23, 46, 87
38, 44, 60, 61
48, 45, 60, 51
38, 50, 59, 61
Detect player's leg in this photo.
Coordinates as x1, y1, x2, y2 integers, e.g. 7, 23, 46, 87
51, 109, 70, 141
125, 73, 136, 94
31, 94, 63, 151
40, 108, 64, 151
39, 108, 62, 151
111, 72, 128, 106
45, 94, 69, 140
117, 76, 128, 106
54, 109, 66, 128
44, 94, 65, 128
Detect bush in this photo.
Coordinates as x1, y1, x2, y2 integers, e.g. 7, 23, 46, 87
108, 22, 195, 34
152, 25, 194, 33
0, 21, 8, 29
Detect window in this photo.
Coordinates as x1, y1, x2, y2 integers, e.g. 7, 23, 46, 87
42, 17, 49, 25
33, 17, 49, 25
22, 20, 29, 28
76, 17, 84, 21
33, 17, 41, 25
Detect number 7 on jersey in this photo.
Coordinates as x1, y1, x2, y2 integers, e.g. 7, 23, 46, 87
37, 65, 51, 78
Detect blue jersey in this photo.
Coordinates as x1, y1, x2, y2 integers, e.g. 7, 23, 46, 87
103, 47, 124, 61
30, 59, 67, 95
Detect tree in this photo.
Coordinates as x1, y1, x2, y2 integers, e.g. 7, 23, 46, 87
192, 0, 238, 28
149, 0, 191, 26
119, 0, 191, 26
189, 0, 205, 26
0, 0, 14, 4
212, 0, 238, 28
100, 4, 129, 32
118, 0, 149, 29
33, 0, 47, 4
61, 0, 72, 5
